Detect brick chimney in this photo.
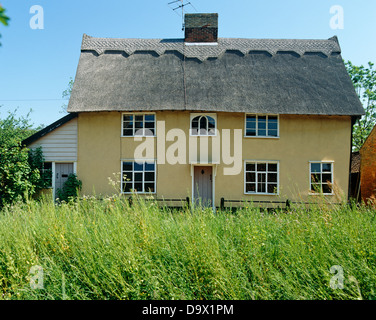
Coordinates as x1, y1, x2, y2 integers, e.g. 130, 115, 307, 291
184, 13, 218, 43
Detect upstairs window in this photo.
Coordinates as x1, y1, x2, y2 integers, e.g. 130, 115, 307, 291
310, 161, 333, 194
191, 114, 216, 136
245, 114, 279, 138
122, 113, 155, 137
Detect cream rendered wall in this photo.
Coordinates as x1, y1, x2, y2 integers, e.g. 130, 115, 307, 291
77, 112, 352, 205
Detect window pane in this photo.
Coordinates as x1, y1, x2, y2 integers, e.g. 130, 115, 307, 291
123, 183, 132, 193
246, 183, 256, 193
123, 129, 133, 136
192, 117, 200, 130
208, 116, 215, 129
123, 172, 133, 182
246, 120, 256, 136
145, 162, 155, 171
134, 172, 143, 182
268, 116, 278, 130
246, 115, 256, 121
145, 122, 154, 129
258, 129, 266, 136
311, 183, 321, 193
134, 163, 143, 171
322, 174, 332, 183
44, 162, 52, 170
322, 184, 332, 194
246, 172, 256, 183
123, 115, 133, 122
311, 163, 321, 173
246, 129, 256, 136
134, 183, 143, 192
257, 163, 267, 172
322, 163, 332, 172
144, 128, 155, 136
268, 129, 278, 137
200, 116, 207, 130
267, 184, 278, 194
258, 116, 267, 129
268, 163, 277, 172
144, 183, 155, 193
258, 173, 266, 183
145, 172, 155, 182
257, 183, 266, 193
268, 173, 277, 183
145, 114, 155, 121
311, 174, 321, 183
134, 129, 143, 136
135, 121, 143, 129
123, 162, 133, 171
246, 163, 255, 171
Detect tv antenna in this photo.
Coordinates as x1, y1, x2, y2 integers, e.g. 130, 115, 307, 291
168, 0, 197, 30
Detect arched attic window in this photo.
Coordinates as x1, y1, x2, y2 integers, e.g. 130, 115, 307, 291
191, 115, 216, 136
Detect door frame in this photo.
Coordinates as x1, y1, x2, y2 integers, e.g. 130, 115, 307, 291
191, 164, 217, 209
52, 161, 77, 200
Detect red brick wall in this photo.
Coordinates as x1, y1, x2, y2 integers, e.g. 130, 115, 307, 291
185, 27, 218, 43
360, 127, 376, 204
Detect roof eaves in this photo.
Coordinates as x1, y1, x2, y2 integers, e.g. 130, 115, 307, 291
22, 113, 78, 147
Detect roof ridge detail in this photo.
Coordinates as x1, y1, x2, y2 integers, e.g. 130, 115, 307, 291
81, 36, 342, 61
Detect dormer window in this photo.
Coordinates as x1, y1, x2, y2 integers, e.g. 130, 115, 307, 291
190, 114, 216, 136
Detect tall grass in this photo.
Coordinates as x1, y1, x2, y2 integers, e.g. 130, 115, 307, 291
0, 196, 375, 300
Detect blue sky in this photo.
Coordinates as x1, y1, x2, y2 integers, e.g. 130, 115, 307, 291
0, 0, 375, 127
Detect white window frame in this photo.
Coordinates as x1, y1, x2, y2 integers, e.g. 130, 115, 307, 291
190, 113, 217, 136
121, 113, 156, 137
244, 114, 279, 138
121, 159, 157, 194
244, 160, 279, 195
309, 161, 334, 195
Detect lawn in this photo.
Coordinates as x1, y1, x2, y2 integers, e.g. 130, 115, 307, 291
0, 196, 375, 300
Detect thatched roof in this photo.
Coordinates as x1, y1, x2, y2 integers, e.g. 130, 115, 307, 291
67, 34, 365, 116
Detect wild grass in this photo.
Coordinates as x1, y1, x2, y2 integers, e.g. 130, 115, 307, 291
0, 195, 375, 300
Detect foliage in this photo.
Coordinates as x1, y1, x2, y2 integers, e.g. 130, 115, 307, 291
0, 145, 40, 208
0, 109, 40, 148
28, 147, 52, 191
56, 174, 82, 202
345, 61, 376, 150
60, 78, 74, 114
0, 109, 43, 207
0, 4, 10, 46
0, 197, 375, 300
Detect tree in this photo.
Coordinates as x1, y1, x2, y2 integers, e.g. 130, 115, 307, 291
0, 109, 42, 208
0, 4, 10, 46
345, 61, 376, 150
61, 77, 74, 113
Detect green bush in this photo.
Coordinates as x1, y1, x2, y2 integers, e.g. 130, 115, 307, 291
56, 174, 82, 202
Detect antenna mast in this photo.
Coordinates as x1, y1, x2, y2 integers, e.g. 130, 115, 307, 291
167, 0, 197, 30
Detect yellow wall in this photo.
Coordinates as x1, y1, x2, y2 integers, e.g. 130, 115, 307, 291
77, 111, 352, 206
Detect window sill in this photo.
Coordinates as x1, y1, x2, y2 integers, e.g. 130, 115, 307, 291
244, 136, 279, 139
244, 192, 279, 196
121, 135, 156, 138
121, 192, 157, 195
308, 193, 334, 196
